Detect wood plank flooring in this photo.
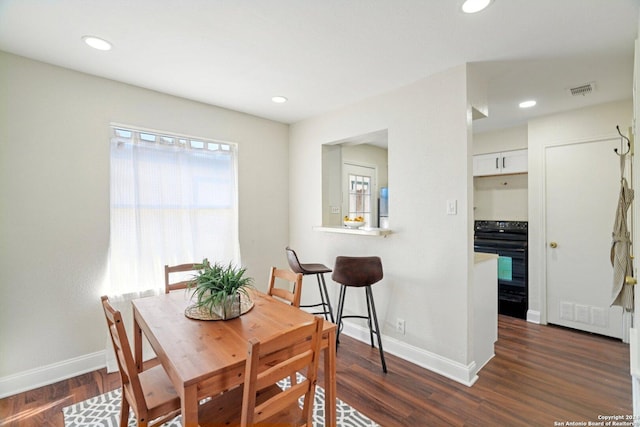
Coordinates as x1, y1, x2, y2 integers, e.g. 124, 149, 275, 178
0, 315, 632, 426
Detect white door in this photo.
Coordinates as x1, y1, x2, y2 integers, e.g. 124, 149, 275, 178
546, 138, 624, 338
342, 163, 377, 227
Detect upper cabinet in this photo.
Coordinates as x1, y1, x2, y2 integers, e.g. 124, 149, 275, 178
473, 149, 528, 176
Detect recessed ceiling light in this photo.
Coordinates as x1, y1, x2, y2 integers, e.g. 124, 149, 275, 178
82, 35, 112, 51
519, 100, 537, 109
461, 0, 493, 13
271, 96, 288, 104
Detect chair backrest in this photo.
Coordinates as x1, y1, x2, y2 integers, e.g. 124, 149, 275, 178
164, 263, 200, 293
100, 296, 147, 413
285, 246, 304, 274
241, 316, 323, 426
267, 266, 303, 307
332, 256, 384, 287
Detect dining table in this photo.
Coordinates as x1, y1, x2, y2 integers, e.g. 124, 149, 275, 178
132, 289, 337, 427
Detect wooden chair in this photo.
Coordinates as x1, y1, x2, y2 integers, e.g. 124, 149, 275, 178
266, 266, 303, 307
100, 296, 181, 427
198, 316, 323, 427
164, 263, 200, 293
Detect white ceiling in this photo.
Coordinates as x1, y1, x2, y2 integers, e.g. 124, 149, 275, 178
0, 0, 638, 134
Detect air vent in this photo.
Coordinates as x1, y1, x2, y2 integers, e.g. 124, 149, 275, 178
569, 82, 595, 97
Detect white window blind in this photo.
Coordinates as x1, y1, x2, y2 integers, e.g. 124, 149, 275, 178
108, 125, 240, 297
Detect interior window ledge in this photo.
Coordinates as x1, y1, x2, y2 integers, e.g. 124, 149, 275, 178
313, 226, 392, 237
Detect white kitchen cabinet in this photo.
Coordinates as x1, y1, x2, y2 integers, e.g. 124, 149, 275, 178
473, 149, 527, 176
472, 252, 498, 379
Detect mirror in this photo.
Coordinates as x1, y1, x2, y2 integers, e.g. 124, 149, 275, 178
322, 129, 388, 228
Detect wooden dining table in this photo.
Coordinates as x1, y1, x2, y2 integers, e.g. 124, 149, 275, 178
132, 289, 337, 427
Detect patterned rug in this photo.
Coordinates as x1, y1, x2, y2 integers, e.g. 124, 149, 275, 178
63, 376, 379, 426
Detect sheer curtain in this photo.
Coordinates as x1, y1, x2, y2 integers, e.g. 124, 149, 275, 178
106, 125, 240, 370
109, 125, 241, 297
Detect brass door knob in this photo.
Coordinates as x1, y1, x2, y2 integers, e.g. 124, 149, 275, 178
549, 242, 558, 248
626, 276, 637, 285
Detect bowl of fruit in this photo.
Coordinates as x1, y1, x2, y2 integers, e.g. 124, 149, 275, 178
343, 216, 365, 229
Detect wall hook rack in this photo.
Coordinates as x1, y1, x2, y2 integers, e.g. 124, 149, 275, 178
615, 125, 631, 156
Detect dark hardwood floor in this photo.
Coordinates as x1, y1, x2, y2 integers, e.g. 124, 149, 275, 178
1, 315, 632, 426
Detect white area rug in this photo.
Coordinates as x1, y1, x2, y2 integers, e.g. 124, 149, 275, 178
63, 376, 379, 426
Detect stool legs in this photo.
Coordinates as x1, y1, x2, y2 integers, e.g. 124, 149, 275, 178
335, 285, 348, 344
366, 286, 387, 373
299, 273, 335, 322
334, 284, 387, 373
317, 273, 335, 323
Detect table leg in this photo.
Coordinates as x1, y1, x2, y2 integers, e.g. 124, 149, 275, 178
181, 385, 198, 427
133, 309, 143, 373
324, 328, 337, 426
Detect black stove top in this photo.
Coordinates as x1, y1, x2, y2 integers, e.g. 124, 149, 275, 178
474, 220, 528, 244
474, 220, 528, 233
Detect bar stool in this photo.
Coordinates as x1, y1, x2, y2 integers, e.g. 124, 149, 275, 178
285, 247, 335, 323
332, 255, 387, 373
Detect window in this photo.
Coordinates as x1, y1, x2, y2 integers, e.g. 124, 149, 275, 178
347, 173, 371, 223
343, 163, 376, 227
109, 125, 239, 296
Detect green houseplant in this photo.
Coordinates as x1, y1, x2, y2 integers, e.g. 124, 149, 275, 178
189, 258, 254, 320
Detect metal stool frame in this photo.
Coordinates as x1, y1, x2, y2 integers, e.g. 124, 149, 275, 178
285, 247, 335, 323
332, 256, 387, 373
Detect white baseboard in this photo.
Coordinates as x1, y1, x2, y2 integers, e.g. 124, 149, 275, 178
0, 351, 106, 399
2, 320, 488, 398
527, 309, 541, 324
340, 322, 479, 387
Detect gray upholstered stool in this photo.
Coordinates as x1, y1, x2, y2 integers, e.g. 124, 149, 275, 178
332, 255, 387, 373
285, 247, 335, 322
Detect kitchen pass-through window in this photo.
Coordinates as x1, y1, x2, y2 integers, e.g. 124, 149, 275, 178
108, 124, 240, 296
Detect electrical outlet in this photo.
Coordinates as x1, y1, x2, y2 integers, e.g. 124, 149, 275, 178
331, 206, 340, 214
396, 318, 406, 335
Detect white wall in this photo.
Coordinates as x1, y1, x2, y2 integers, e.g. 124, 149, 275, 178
0, 52, 290, 395
289, 65, 479, 384
473, 124, 528, 155
635, 26, 640, 333
527, 99, 633, 323
341, 144, 389, 189
474, 174, 528, 221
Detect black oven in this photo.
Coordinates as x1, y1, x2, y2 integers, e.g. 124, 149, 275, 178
474, 220, 528, 319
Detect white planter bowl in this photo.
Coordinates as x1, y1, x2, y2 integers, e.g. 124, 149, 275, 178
343, 220, 365, 229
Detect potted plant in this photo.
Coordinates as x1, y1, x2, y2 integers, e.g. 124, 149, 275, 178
189, 258, 254, 320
